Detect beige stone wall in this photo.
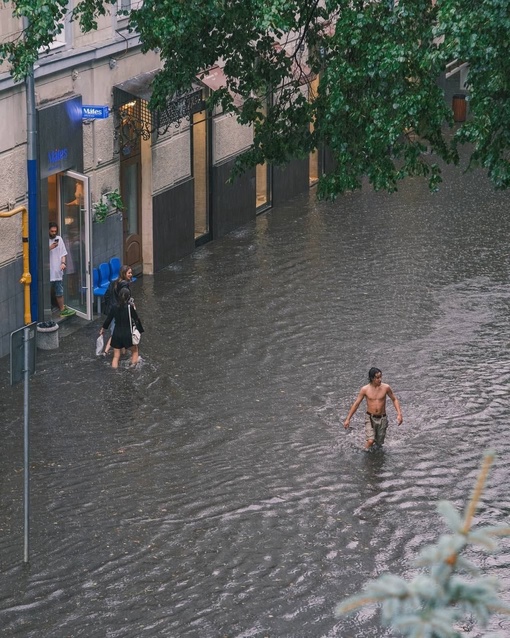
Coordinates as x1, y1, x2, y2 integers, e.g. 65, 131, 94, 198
152, 130, 192, 192
83, 117, 116, 171
0, 209, 23, 265
0, 87, 27, 266
0, 2, 116, 73
0, 147, 26, 209
74, 13, 115, 48
0, 1, 21, 34
90, 164, 120, 210
0, 1, 22, 73
213, 113, 252, 164
0, 89, 26, 153
0, 138, 31, 265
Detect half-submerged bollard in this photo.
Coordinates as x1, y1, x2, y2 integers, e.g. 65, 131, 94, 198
36, 321, 59, 350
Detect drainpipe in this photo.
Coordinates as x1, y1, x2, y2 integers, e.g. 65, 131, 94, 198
23, 17, 39, 322
0, 206, 31, 324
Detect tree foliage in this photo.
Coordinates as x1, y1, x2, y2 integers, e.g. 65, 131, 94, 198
2, 0, 510, 197
336, 451, 510, 637
1, 0, 70, 71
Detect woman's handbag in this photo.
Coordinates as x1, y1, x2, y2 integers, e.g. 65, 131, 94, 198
128, 304, 141, 345
95, 334, 105, 356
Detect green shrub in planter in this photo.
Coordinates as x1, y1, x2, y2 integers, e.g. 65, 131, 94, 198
93, 190, 124, 223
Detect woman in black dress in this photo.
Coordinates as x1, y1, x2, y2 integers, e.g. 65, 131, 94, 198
103, 265, 135, 355
99, 287, 144, 369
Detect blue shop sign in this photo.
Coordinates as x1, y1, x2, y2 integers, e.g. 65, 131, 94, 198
82, 105, 110, 119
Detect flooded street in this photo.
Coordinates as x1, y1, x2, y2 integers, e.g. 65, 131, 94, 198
1, 160, 510, 637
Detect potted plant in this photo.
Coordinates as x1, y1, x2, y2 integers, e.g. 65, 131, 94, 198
93, 189, 124, 223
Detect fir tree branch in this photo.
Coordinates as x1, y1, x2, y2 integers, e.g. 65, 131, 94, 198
461, 450, 495, 535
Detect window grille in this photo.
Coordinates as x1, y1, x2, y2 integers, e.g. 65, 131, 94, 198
113, 75, 203, 154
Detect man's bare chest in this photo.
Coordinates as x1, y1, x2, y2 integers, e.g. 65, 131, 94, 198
366, 388, 386, 401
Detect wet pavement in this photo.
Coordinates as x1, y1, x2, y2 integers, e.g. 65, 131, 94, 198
1, 157, 510, 637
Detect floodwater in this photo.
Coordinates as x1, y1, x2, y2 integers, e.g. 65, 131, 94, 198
1, 159, 510, 638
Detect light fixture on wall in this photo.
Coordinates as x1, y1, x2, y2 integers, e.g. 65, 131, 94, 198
109, 58, 117, 70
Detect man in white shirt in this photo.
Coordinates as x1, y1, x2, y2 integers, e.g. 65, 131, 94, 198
49, 222, 76, 317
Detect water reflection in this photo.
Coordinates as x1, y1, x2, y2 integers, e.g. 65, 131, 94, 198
1, 160, 510, 637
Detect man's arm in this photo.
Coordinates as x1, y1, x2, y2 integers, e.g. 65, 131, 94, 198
387, 386, 403, 425
59, 240, 68, 271
343, 388, 365, 429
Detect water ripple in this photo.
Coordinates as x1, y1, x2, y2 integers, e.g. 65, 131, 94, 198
2, 163, 510, 637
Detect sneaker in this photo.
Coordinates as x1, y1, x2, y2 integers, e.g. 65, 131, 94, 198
60, 306, 76, 317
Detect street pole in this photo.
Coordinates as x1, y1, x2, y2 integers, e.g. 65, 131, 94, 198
23, 17, 39, 323
23, 325, 30, 564
23, 15, 38, 563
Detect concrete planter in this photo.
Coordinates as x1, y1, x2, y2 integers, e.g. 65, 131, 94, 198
37, 321, 59, 350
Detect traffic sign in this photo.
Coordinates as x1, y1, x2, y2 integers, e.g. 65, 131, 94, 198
82, 105, 110, 119
10, 323, 37, 386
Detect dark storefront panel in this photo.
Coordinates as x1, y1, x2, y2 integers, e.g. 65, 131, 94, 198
153, 179, 195, 272
272, 157, 309, 207
37, 96, 85, 321
211, 159, 256, 240
0, 258, 24, 360
323, 147, 337, 176
38, 97, 84, 179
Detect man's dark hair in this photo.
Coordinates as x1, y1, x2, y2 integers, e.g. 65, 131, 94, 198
49, 222, 58, 231
368, 367, 382, 382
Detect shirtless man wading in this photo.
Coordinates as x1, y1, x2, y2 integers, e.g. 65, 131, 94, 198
343, 367, 403, 449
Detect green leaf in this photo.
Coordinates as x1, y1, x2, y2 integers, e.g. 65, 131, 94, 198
3, 0, 510, 196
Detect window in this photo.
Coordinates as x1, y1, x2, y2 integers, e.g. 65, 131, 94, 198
38, 7, 69, 53
117, 0, 131, 13
117, 0, 142, 18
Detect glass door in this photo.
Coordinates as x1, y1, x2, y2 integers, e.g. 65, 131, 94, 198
256, 98, 272, 213
256, 162, 272, 212
58, 171, 92, 319
193, 110, 210, 242
309, 76, 320, 186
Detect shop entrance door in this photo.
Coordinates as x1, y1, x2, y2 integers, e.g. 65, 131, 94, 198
120, 154, 142, 272
58, 171, 92, 319
193, 110, 211, 244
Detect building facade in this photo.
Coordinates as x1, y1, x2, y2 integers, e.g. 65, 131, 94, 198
0, 2, 322, 360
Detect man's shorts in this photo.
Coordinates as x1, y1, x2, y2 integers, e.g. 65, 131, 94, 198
51, 280, 64, 297
364, 413, 388, 445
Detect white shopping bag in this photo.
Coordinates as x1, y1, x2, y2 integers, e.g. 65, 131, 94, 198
95, 334, 104, 356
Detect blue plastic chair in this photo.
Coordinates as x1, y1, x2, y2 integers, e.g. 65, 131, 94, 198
109, 257, 121, 282
93, 268, 106, 314
98, 262, 111, 290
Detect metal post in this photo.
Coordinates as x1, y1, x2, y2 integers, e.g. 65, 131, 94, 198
23, 326, 30, 564
23, 17, 39, 323
23, 19, 37, 559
